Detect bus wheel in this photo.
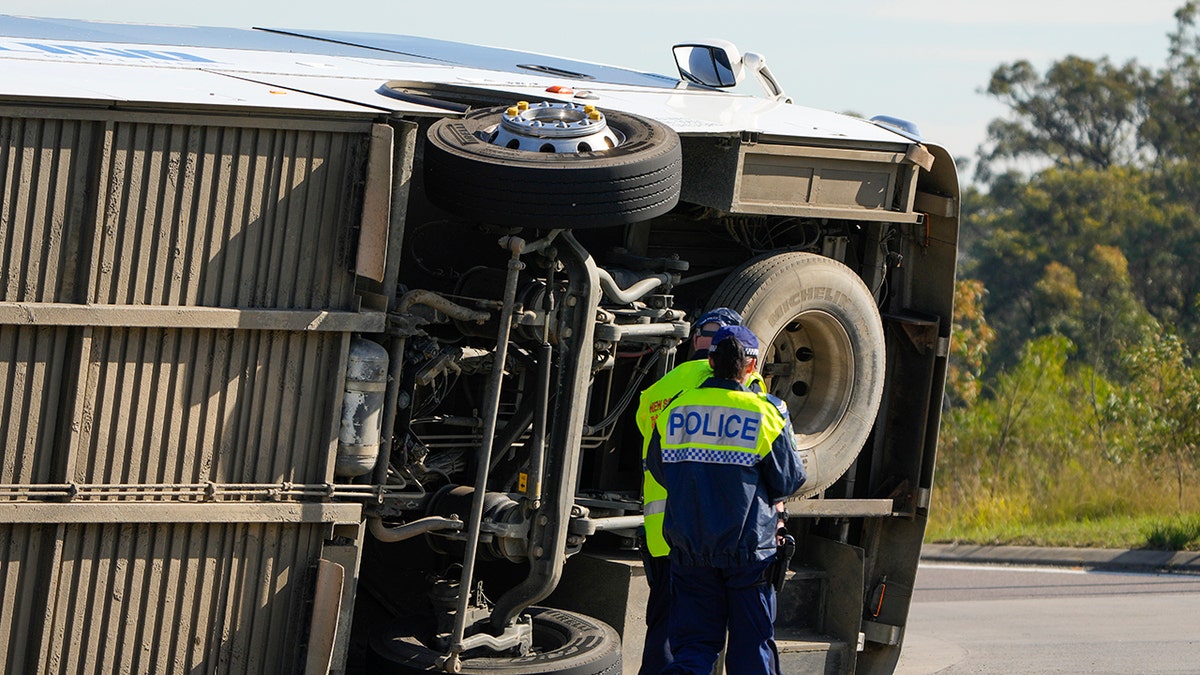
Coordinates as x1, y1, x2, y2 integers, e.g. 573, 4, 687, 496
709, 252, 887, 496
369, 606, 621, 675
423, 103, 680, 228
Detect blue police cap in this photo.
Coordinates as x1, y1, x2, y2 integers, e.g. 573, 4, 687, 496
695, 308, 744, 336
710, 325, 759, 357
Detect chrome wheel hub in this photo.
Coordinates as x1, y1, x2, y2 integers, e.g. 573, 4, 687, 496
489, 101, 622, 153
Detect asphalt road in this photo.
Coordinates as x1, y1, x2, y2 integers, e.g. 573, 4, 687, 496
895, 562, 1200, 674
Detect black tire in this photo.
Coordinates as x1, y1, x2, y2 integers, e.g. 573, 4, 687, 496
423, 106, 681, 228
369, 606, 621, 675
708, 252, 886, 496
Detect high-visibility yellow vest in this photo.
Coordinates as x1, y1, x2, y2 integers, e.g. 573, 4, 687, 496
635, 360, 767, 557
655, 385, 787, 467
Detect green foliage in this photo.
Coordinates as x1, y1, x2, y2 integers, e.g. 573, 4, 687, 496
946, 278, 995, 406
967, 3, 1200, 371
1143, 515, 1200, 550
938, 335, 1106, 502
978, 2, 1200, 174
1107, 333, 1200, 510
1141, 2, 1200, 162
965, 167, 1172, 372
931, 332, 1200, 550
979, 56, 1147, 177
934, 2, 1200, 551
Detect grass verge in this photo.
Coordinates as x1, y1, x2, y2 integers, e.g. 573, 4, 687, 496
926, 470, 1200, 551
926, 513, 1200, 551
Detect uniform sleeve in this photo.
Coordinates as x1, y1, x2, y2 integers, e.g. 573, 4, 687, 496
646, 428, 666, 487
760, 401, 806, 501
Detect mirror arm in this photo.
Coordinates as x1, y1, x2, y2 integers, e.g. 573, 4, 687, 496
742, 52, 791, 103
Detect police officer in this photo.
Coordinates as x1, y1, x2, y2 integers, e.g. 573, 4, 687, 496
646, 325, 805, 675
690, 307, 743, 359
635, 309, 765, 674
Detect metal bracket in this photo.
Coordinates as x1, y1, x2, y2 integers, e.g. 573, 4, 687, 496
862, 620, 903, 646
936, 336, 951, 358
882, 312, 940, 355
917, 487, 932, 510
386, 311, 429, 338
441, 615, 533, 671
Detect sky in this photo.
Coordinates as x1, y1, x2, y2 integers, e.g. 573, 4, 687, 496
1, 1, 1188, 182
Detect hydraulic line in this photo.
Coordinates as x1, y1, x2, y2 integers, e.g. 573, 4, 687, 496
367, 514, 462, 542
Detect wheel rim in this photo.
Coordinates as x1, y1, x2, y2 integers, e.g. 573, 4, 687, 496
489, 101, 622, 153
762, 309, 855, 450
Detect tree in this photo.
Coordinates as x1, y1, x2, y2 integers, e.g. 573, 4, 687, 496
1075, 245, 1159, 358
978, 56, 1148, 179
965, 167, 1167, 372
1110, 333, 1200, 511
1032, 261, 1082, 338
984, 335, 1074, 464
939, 1, 1200, 537
1032, 245, 1159, 370
977, 2, 1200, 175
1141, 2, 1200, 163
947, 278, 995, 407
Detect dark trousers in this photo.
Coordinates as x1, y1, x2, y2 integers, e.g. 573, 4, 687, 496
640, 553, 673, 675
662, 559, 779, 675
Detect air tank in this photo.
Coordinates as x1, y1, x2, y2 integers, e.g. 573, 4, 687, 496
336, 337, 389, 477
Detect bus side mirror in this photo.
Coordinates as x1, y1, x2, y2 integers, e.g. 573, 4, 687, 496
672, 40, 743, 88
673, 40, 791, 102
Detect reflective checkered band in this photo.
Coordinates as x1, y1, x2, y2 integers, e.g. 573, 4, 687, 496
661, 447, 762, 467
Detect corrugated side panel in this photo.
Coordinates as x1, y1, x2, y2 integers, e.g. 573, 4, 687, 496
0, 115, 95, 304
74, 327, 341, 485
1, 112, 367, 488
0, 325, 74, 486
0, 523, 52, 673
1, 521, 324, 675
75, 118, 364, 484
0, 115, 94, 489
0, 108, 376, 674
90, 120, 362, 310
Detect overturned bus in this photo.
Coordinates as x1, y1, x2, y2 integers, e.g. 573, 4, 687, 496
0, 16, 958, 674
